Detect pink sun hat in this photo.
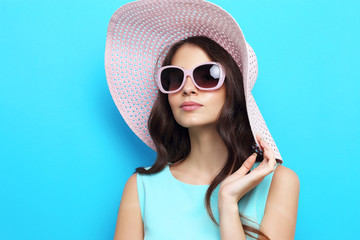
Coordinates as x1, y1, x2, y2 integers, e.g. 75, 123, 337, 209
105, 0, 283, 163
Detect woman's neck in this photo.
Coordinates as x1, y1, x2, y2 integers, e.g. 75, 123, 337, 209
177, 124, 228, 181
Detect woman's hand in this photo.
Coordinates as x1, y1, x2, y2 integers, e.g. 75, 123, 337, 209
218, 134, 277, 209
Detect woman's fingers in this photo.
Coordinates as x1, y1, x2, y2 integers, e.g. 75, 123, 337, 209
256, 134, 271, 152
256, 134, 274, 157
232, 153, 257, 177
255, 134, 277, 171
219, 136, 278, 202
226, 134, 277, 183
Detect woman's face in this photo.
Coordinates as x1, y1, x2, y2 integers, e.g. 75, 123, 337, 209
168, 43, 226, 129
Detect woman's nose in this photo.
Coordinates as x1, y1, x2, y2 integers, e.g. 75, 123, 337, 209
182, 75, 198, 95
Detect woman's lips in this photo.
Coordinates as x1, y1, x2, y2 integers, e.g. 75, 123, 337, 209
182, 105, 202, 111
180, 101, 203, 111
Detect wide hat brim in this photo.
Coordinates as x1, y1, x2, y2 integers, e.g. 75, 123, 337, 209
105, 0, 283, 163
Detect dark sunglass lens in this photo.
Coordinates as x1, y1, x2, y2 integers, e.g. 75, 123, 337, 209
193, 64, 220, 88
160, 68, 184, 91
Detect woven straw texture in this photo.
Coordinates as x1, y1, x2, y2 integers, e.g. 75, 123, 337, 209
105, 0, 282, 162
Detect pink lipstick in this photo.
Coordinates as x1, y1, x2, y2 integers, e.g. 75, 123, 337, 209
180, 101, 203, 111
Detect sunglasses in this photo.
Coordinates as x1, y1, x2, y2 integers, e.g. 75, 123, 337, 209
156, 62, 226, 94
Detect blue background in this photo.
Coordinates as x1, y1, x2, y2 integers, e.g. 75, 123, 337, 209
1, 0, 359, 239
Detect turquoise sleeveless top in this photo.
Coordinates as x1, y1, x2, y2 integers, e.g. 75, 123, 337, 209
137, 162, 277, 240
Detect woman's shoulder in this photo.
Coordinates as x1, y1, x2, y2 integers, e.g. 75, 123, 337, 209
134, 165, 172, 189
125, 172, 138, 188
268, 165, 300, 200
273, 165, 300, 187
121, 173, 139, 204
260, 165, 299, 238
113, 173, 143, 239
263, 164, 300, 221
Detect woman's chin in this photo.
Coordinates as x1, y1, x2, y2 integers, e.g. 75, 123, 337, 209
177, 121, 218, 130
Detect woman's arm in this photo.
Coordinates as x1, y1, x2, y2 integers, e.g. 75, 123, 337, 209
218, 134, 298, 239
260, 165, 300, 239
218, 199, 247, 239
113, 173, 144, 240
219, 164, 299, 240
218, 150, 274, 240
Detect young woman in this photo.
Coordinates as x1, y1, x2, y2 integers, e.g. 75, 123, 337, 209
105, 1, 299, 239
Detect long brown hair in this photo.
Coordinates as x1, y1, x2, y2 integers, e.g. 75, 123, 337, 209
136, 36, 270, 239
